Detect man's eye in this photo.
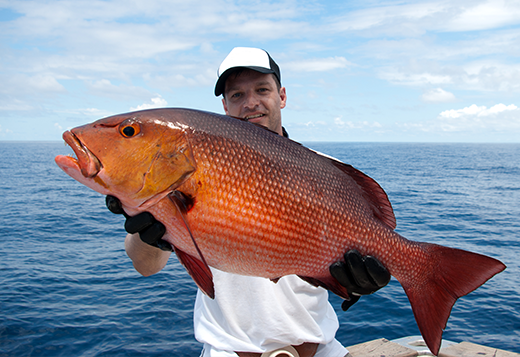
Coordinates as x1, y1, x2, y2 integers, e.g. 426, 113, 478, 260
231, 92, 241, 98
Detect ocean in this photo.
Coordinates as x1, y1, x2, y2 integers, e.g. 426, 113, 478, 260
1, 141, 519, 356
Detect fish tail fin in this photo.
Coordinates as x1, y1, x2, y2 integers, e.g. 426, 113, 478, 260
403, 243, 505, 355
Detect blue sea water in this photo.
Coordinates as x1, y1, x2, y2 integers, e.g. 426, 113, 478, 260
0, 141, 519, 356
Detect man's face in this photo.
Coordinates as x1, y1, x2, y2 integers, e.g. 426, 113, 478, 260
222, 70, 287, 136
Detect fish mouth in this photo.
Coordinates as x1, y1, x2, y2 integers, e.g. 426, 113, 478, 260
62, 131, 102, 178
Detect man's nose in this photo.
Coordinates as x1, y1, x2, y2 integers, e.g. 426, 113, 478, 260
243, 92, 260, 109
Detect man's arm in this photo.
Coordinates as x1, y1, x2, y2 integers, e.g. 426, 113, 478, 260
125, 233, 171, 276
106, 196, 172, 277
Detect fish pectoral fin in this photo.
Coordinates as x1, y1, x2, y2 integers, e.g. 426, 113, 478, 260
169, 192, 214, 299
173, 246, 215, 299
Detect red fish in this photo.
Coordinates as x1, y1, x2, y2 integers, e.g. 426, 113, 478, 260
55, 108, 505, 355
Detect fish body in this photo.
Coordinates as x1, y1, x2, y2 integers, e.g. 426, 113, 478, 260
55, 108, 505, 355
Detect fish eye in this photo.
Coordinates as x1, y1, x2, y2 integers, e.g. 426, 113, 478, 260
119, 119, 141, 138
123, 126, 135, 136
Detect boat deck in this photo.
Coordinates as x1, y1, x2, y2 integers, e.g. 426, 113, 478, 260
346, 336, 519, 357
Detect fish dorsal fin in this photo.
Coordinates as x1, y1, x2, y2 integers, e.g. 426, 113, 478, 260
229, 116, 283, 136
327, 157, 396, 230
170, 191, 215, 298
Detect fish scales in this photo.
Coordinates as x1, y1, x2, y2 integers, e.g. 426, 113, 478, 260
181, 117, 366, 277
55, 108, 505, 355
181, 113, 432, 283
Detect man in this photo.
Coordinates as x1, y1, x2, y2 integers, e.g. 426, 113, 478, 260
108, 47, 390, 357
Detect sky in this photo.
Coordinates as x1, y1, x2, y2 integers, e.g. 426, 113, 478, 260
1, 0, 519, 142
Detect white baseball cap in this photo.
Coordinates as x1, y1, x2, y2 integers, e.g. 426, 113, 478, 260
214, 47, 281, 96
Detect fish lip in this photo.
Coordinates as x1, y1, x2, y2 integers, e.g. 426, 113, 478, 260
62, 131, 102, 178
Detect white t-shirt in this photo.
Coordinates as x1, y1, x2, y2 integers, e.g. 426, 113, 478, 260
194, 268, 347, 357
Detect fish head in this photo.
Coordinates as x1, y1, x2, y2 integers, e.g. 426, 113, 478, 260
55, 110, 196, 210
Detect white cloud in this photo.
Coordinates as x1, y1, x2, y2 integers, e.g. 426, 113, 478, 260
439, 103, 518, 119
7, 1, 194, 47
130, 96, 168, 111
330, 1, 520, 36
86, 79, 152, 100
79, 108, 115, 118
0, 100, 34, 111
379, 60, 520, 92
145, 69, 217, 89
0, 125, 13, 135
27, 74, 66, 92
393, 103, 520, 139
358, 29, 520, 63
422, 88, 456, 102
330, 1, 445, 34
435, 103, 520, 133
221, 19, 307, 41
286, 57, 353, 72
461, 62, 520, 92
444, 0, 520, 32
52, 107, 115, 118
301, 116, 383, 131
0, 73, 65, 97
380, 68, 453, 86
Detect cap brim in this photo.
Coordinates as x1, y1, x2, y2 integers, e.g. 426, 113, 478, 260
214, 66, 276, 96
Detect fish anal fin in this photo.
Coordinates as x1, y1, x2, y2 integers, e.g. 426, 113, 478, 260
403, 243, 506, 355
329, 159, 396, 229
173, 246, 215, 299
298, 275, 351, 301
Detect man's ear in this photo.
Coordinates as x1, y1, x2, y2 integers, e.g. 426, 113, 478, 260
279, 87, 287, 109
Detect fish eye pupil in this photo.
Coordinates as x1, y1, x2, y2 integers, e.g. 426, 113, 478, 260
122, 126, 135, 137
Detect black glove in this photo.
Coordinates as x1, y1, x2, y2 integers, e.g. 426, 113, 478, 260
106, 195, 172, 251
330, 249, 390, 311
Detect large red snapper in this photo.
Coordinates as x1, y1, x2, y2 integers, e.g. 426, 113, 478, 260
55, 108, 505, 355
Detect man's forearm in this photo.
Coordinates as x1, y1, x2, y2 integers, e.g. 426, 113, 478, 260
125, 233, 171, 276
